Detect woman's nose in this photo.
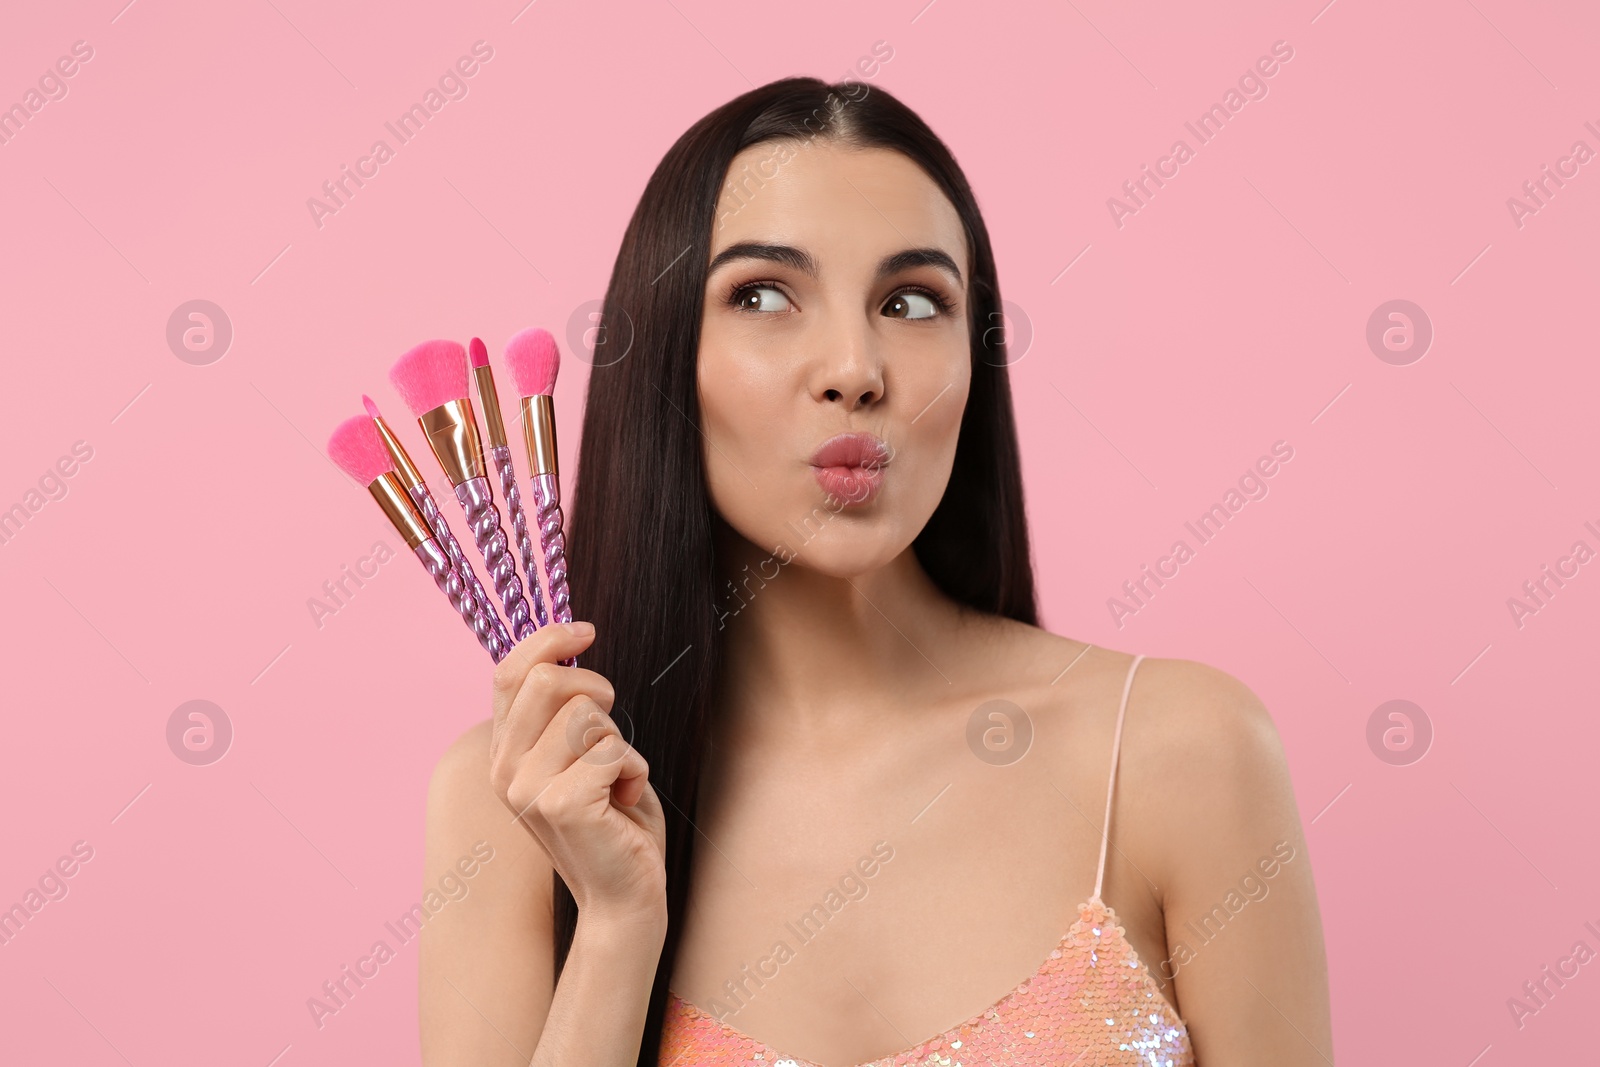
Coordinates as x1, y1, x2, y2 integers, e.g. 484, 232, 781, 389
812, 320, 884, 411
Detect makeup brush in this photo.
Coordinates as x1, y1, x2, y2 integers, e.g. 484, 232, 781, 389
503, 327, 575, 666
327, 415, 505, 662
469, 336, 550, 631
389, 340, 536, 644
363, 394, 512, 657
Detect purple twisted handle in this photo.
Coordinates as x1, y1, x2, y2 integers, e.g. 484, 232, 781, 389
409, 482, 512, 654
491, 444, 549, 630
456, 476, 535, 643
414, 541, 504, 662
532, 472, 576, 667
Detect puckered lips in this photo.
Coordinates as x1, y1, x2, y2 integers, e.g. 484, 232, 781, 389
808, 432, 891, 506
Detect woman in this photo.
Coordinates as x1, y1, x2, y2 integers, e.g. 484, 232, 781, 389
420, 77, 1332, 1066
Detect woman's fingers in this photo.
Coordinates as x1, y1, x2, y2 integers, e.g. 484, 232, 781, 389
498, 662, 616, 765
610, 744, 650, 809
506, 697, 633, 829
558, 710, 655, 830
491, 622, 597, 721
530, 696, 636, 782
491, 677, 611, 811
481, 622, 668, 921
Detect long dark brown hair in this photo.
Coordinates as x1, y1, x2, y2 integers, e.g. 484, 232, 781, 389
561, 75, 1037, 1064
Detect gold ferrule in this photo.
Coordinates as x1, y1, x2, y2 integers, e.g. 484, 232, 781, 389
419, 398, 486, 486
371, 415, 424, 488
520, 394, 559, 477
472, 365, 508, 450
368, 471, 430, 549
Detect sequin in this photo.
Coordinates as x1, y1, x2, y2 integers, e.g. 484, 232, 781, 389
659, 654, 1193, 1065
660, 897, 1193, 1066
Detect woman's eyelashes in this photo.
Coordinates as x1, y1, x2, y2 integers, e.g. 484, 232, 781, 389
726, 280, 793, 313
882, 285, 955, 320
722, 278, 956, 320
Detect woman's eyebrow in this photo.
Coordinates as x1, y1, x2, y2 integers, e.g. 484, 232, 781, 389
876, 247, 963, 287
706, 242, 963, 287
707, 242, 819, 278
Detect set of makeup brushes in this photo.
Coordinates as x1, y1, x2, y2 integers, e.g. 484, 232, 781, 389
326, 328, 573, 665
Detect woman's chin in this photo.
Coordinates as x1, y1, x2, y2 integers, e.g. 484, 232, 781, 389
778, 532, 911, 581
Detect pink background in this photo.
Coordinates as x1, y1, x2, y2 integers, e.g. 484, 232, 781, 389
2, 0, 1596, 1061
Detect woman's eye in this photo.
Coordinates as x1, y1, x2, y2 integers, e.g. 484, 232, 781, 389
731, 285, 792, 313
883, 290, 940, 320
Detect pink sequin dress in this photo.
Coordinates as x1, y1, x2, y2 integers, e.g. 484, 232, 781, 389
661, 654, 1195, 1066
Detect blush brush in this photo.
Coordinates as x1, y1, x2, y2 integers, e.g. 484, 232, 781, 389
363, 394, 511, 659
327, 415, 505, 662
389, 339, 537, 645
469, 336, 550, 631
502, 327, 575, 666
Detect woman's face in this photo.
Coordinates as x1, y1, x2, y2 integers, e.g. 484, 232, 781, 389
697, 140, 972, 578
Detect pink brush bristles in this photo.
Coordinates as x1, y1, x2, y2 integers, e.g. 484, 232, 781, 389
469, 337, 489, 368
389, 339, 470, 415
328, 415, 396, 485
362, 394, 382, 419
503, 327, 560, 397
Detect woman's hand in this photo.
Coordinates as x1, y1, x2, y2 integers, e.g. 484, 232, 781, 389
488, 621, 667, 926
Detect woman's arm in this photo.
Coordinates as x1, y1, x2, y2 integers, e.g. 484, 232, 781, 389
420, 717, 668, 1067
1136, 658, 1335, 1065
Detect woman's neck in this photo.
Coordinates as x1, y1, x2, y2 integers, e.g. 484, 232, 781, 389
711, 528, 972, 742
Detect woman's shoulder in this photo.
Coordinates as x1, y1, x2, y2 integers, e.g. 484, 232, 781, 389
421, 719, 562, 1057
427, 717, 502, 837
1119, 651, 1282, 770
425, 717, 557, 914
431, 716, 495, 784
982, 618, 1296, 884
983, 615, 1281, 766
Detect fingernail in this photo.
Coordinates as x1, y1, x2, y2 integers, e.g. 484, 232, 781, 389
567, 621, 595, 637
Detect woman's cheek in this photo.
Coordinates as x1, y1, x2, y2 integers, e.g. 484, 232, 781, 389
718, 364, 792, 469
912, 383, 968, 497
915, 375, 967, 442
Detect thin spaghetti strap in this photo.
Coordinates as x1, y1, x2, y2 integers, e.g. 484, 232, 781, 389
1092, 653, 1145, 904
